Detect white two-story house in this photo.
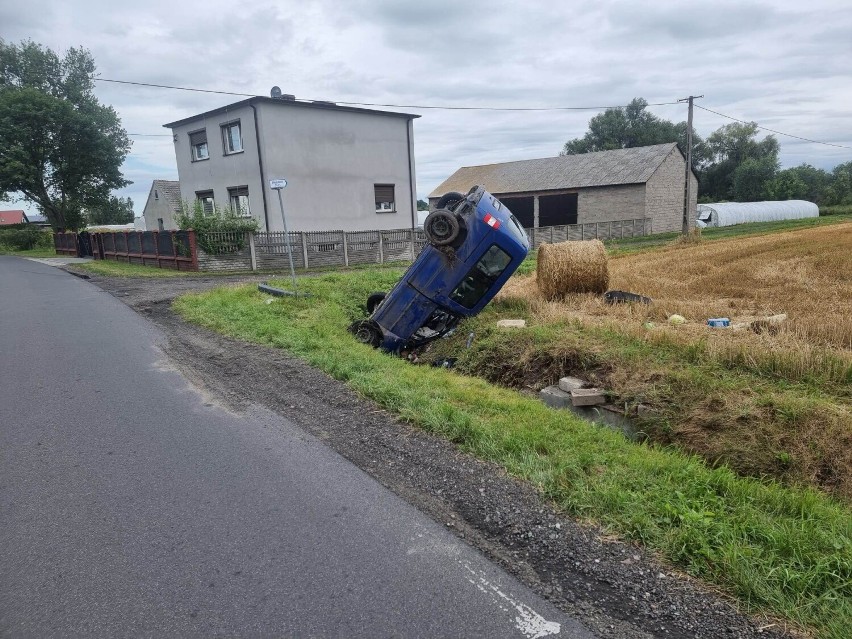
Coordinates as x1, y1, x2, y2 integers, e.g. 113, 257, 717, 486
163, 93, 420, 232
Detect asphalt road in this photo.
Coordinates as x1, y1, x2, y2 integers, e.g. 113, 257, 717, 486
0, 256, 593, 638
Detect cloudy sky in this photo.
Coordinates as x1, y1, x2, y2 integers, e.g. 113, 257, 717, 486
2, 0, 851, 216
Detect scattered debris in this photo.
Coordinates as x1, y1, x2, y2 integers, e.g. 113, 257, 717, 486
706, 317, 730, 327
604, 290, 652, 305
497, 319, 526, 328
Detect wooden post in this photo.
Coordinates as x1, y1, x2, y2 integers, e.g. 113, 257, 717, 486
342, 231, 349, 267
533, 195, 540, 229
301, 232, 309, 269
409, 228, 415, 260
248, 232, 257, 271
549, 226, 554, 243
379, 232, 385, 264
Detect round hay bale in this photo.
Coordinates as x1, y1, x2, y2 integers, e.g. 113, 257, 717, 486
536, 240, 609, 299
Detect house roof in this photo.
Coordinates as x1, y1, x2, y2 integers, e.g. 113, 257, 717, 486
429, 143, 681, 198
163, 96, 420, 129
150, 180, 183, 213
0, 210, 28, 225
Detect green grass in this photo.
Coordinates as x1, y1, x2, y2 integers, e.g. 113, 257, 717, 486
174, 269, 852, 639
0, 247, 58, 258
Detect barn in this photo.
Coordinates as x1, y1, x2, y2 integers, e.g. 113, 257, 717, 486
429, 143, 698, 234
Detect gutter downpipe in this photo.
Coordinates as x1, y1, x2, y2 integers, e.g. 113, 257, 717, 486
406, 118, 416, 230
250, 103, 270, 232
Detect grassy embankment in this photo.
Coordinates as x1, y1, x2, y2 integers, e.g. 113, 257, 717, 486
174, 225, 851, 638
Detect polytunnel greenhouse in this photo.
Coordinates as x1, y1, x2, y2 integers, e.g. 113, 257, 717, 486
695, 200, 819, 228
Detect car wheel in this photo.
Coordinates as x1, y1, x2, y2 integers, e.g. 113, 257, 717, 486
435, 191, 464, 211
366, 292, 386, 313
349, 320, 382, 348
424, 209, 461, 246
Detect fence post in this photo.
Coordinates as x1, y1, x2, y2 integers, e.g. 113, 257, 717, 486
301, 232, 309, 269
342, 231, 349, 267
549, 226, 554, 243
248, 232, 257, 271
379, 231, 385, 264
188, 230, 199, 271
595, 222, 599, 239
153, 231, 160, 267
409, 228, 415, 260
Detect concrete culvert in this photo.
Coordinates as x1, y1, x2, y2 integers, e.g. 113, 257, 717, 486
536, 239, 609, 299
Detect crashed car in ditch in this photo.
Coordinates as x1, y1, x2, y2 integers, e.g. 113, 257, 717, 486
349, 185, 530, 353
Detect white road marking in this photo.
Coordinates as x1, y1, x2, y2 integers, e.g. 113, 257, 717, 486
461, 562, 562, 638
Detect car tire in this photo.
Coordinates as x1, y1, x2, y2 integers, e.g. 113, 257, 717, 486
435, 191, 464, 211
349, 320, 383, 348
424, 209, 461, 246
366, 292, 386, 313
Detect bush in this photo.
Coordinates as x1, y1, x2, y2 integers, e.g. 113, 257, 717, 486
0, 228, 53, 250
175, 200, 259, 254
819, 205, 852, 216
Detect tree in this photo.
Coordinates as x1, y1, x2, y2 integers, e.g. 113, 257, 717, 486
561, 98, 702, 159
86, 195, 134, 226
416, 199, 429, 211
0, 40, 131, 231
765, 169, 808, 201
732, 157, 778, 201
824, 161, 852, 205
698, 122, 779, 201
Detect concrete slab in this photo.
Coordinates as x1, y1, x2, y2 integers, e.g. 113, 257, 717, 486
558, 376, 585, 393
25, 257, 92, 266
570, 388, 606, 407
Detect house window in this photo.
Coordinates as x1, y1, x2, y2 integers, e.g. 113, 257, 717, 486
195, 190, 215, 214
375, 184, 395, 213
154, 190, 159, 200
189, 130, 209, 161
228, 186, 250, 216
157, 218, 165, 231
221, 121, 243, 154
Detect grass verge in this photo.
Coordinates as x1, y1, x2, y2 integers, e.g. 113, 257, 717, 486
0, 247, 59, 258
174, 269, 851, 639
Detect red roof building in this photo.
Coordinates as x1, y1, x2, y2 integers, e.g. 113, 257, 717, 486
0, 210, 28, 225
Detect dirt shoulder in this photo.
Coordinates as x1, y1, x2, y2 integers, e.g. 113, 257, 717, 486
73, 268, 797, 639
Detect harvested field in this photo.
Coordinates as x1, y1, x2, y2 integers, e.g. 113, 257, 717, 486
474, 223, 852, 499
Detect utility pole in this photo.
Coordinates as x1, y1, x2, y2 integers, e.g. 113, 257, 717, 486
678, 95, 703, 235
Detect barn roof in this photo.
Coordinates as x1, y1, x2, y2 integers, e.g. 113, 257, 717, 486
429, 143, 680, 198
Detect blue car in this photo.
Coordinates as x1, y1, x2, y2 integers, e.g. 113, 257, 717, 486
350, 185, 530, 353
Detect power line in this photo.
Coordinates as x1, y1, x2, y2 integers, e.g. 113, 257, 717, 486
95, 77, 681, 112
696, 104, 852, 150
127, 133, 172, 137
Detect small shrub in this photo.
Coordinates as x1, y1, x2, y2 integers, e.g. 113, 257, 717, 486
819, 205, 852, 216
0, 228, 54, 250
175, 200, 259, 254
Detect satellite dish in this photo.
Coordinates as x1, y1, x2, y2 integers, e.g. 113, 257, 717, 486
270, 86, 282, 99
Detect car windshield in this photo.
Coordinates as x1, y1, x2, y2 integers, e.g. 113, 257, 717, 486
450, 244, 513, 309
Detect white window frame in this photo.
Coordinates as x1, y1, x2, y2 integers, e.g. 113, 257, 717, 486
189, 129, 209, 162
221, 121, 243, 155
228, 186, 251, 217
195, 191, 215, 215
374, 184, 396, 213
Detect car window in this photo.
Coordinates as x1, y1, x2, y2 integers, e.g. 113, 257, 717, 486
450, 245, 513, 309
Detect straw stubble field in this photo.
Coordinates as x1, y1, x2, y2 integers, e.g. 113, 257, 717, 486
486, 223, 852, 499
